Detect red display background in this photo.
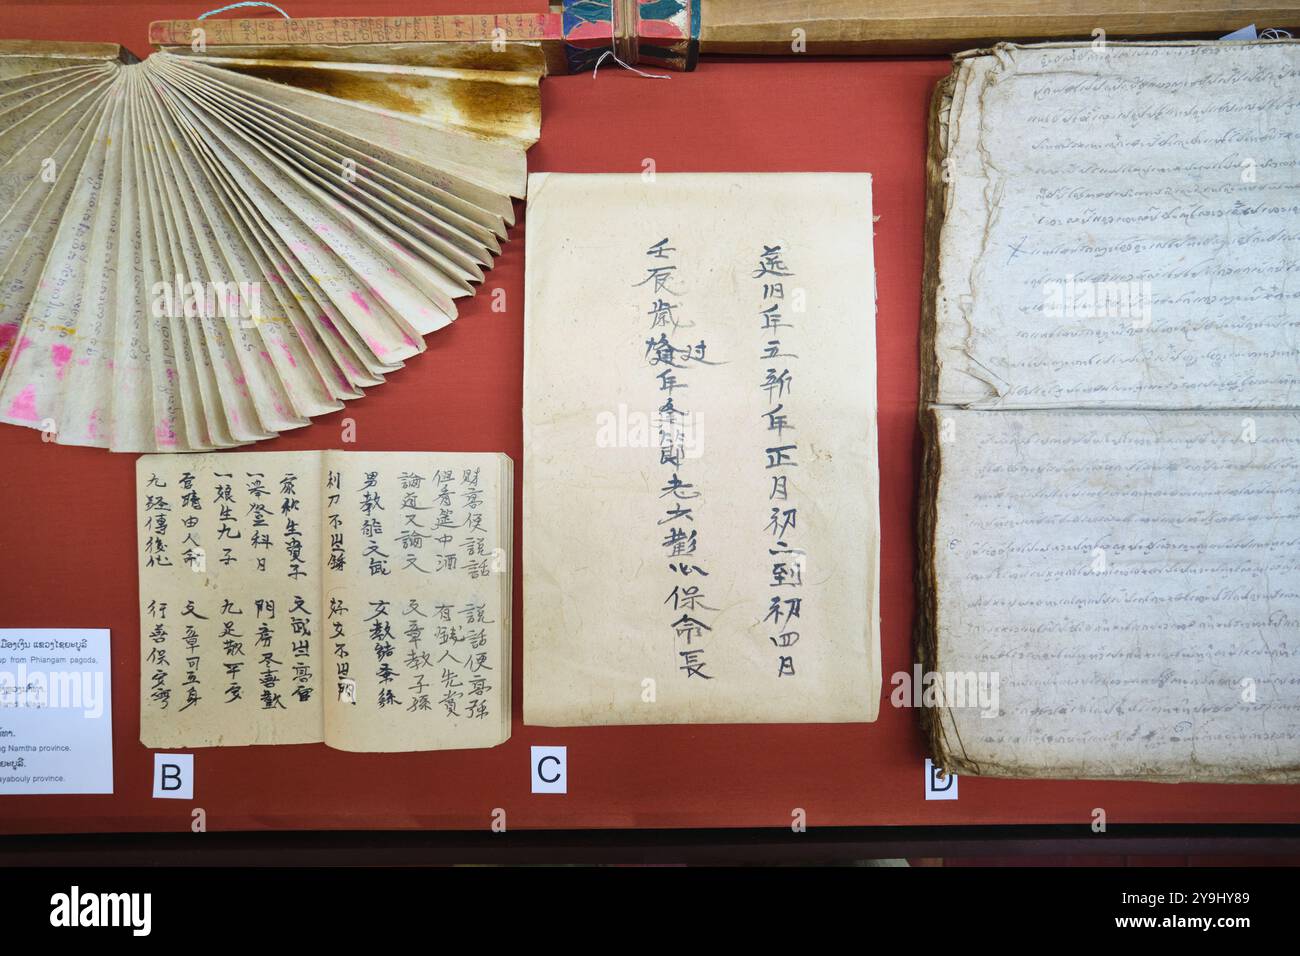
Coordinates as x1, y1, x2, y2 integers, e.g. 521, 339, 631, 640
0, 1, 1296, 835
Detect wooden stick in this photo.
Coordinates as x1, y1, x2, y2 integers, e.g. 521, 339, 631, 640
151, 2, 1300, 72
698, 0, 1300, 55
148, 8, 699, 74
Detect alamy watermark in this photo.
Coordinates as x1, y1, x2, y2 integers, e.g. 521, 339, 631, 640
0, 663, 105, 718
151, 274, 264, 326
1042, 274, 1152, 329
595, 403, 705, 458
891, 665, 1000, 717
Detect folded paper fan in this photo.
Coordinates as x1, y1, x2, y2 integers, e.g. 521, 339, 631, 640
0, 36, 539, 450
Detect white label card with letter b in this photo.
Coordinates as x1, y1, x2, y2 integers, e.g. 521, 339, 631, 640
153, 753, 193, 799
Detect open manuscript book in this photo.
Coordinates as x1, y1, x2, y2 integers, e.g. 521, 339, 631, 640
137, 451, 513, 751
0, 35, 538, 450
920, 41, 1300, 782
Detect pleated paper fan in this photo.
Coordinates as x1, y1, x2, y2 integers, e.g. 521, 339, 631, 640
0, 36, 539, 450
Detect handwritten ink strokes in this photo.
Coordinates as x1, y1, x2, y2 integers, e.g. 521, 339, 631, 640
640, 237, 721, 681
753, 245, 803, 678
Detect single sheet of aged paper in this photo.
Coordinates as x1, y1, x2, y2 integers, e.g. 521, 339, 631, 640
524, 172, 880, 726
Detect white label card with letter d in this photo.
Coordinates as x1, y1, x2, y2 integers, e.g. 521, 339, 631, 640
924, 758, 958, 800
153, 753, 193, 799
531, 746, 566, 794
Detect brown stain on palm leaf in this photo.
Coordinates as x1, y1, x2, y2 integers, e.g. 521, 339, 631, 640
223, 62, 540, 143
228, 63, 421, 113
187, 42, 545, 74
444, 75, 538, 140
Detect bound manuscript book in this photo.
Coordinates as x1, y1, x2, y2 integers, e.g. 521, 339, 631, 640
524, 172, 880, 726
919, 40, 1300, 782
136, 451, 513, 751
0, 32, 538, 451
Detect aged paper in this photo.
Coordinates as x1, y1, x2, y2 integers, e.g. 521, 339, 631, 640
931, 409, 1300, 782
931, 41, 1300, 410
137, 450, 511, 750
320, 451, 512, 752
921, 42, 1300, 782
524, 172, 880, 726
137, 452, 324, 747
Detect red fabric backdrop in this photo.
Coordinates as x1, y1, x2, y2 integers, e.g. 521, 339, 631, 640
0, 1, 1296, 834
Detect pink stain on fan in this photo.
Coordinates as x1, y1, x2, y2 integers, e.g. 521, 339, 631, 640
364, 334, 387, 356
50, 344, 73, 379
279, 343, 298, 367
6, 384, 39, 421
0, 323, 16, 350
155, 419, 177, 446
350, 291, 372, 314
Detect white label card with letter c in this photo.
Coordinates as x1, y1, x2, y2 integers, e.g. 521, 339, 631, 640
531, 746, 566, 794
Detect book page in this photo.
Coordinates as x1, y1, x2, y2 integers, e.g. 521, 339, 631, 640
524, 172, 880, 726
930, 409, 1300, 782
137, 451, 324, 747
320, 451, 511, 752
932, 41, 1300, 410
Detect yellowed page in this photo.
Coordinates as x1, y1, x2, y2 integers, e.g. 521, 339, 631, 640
137, 451, 324, 747
320, 451, 511, 752
524, 172, 880, 726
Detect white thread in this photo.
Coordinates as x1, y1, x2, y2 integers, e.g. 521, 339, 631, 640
592, 49, 670, 80
197, 2, 290, 20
